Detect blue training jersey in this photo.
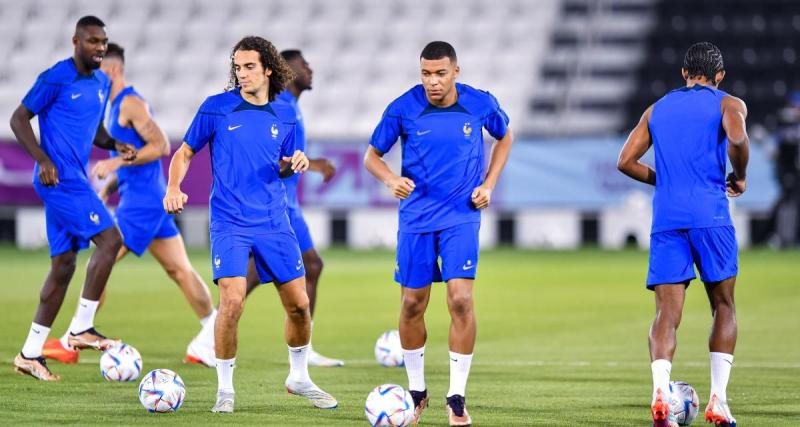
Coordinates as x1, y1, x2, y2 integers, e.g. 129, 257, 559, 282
277, 90, 305, 209
648, 84, 733, 233
22, 58, 110, 185
183, 90, 297, 229
107, 86, 167, 203
370, 83, 509, 233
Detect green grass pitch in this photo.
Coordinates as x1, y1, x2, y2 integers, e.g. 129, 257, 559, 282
0, 246, 798, 425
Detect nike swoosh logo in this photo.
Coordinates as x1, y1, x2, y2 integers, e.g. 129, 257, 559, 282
71, 93, 81, 100
296, 265, 302, 271
32, 329, 40, 334
416, 130, 432, 136
290, 349, 302, 353
462, 264, 475, 271
450, 358, 458, 362
228, 125, 242, 131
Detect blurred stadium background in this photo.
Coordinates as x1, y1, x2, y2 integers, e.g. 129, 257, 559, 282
0, 0, 798, 252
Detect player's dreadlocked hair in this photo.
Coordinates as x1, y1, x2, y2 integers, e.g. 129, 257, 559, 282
226, 36, 293, 101
683, 42, 724, 84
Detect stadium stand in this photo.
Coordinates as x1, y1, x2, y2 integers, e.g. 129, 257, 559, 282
0, 0, 560, 139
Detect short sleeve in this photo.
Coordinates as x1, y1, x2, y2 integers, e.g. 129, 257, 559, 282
21, 71, 61, 115
369, 104, 402, 154
482, 92, 510, 140
183, 99, 218, 153
280, 123, 297, 159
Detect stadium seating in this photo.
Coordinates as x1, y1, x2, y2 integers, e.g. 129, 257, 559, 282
0, 0, 560, 139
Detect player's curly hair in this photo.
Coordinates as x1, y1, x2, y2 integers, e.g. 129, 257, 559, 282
226, 36, 293, 101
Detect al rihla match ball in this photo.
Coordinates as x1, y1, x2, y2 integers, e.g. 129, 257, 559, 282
374, 329, 404, 367
364, 384, 415, 426
670, 380, 700, 426
100, 343, 142, 381
138, 368, 186, 413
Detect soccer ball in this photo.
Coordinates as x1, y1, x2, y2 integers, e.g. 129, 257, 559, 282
374, 330, 404, 367
100, 343, 142, 381
670, 381, 700, 426
364, 384, 415, 426
138, 369, 186, 413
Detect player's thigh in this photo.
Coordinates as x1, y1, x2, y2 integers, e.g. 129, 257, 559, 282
148, 234, 192, 274
646, 230, 696, 290
251, 232, 305, 286
688, 226, 738, 284
653, 281, 688, 315
395, 230, 440, 288
209, 232, 251, 285
438, 222, 480, 283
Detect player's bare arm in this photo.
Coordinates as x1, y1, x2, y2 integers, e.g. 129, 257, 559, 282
721, 95, 750, 197
93, 122, 137, 161
92, 97, 170, 179
364, 145, 416, 199
472, 127, 514, 210
164, 143, 194, 214
617, 104, 656, 185
9, 104, 58, 186
308, 158, 336, 182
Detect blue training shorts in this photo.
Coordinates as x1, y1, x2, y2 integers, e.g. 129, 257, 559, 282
646, 226, 738, 289
35, 180, 115, 257
209, 215, 305, 285
395, 222, 480, 288
287, 205, 314, 253
115, 195, 179, 256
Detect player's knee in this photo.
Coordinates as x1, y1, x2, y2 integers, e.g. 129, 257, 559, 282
52, 255, 77, 282
447, 292, 474, 317
400, 294, 427, 318
166, 265, 191, 285
304, 256, 323, 279
285, 297, 310, 321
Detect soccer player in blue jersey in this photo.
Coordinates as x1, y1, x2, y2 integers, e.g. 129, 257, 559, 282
243, 49, 342, 367
41, 43, 219, 367
364, 41, 513, 426
164, 36, 337, 413
618, 42, 749, 427
8, 16, 137, 381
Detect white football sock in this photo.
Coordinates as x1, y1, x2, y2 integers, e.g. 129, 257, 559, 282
60, 324, 72, 349
710, 352, 733, 402
447, 351, 473, 398
402, 346, 426, 392
197, 309, 217, 347
288, 344, 311, 382
651, 359, 672, 401
70, 298, 99, 333
21, 322, 50, 358
216, 357, 235, 393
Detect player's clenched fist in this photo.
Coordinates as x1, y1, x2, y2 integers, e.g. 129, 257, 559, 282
471, 185, 492, 209
386, 175, 416, 200
282, 150, 310, 173
164, 186, 189, 214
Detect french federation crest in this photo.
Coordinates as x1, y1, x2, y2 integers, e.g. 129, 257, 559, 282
463, 122, 472, 138
98, 89, 105, 103
271, 123, 279, 139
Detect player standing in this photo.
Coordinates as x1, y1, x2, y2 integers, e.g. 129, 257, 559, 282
244, 49, 342, 367
9, 16, 136, 380
41, 43, 218, 367
617, 42, 748, 427
364, 41, 513, 426
164, 36, 337, 413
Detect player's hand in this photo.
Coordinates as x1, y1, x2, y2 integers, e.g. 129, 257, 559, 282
91, 158, 123, 180
471, 185, 492, 209
386, 175, 415, 199
37, 157, 59, 187
282, 150, 309, 173
115, 141, 137, 161
163, 186, 189, 214
317, 159, 336, 183
726, 172, 746, 197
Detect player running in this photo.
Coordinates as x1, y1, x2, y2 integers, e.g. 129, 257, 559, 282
164, 36, 337, 413
9, 16, 136, 381
244, 49, 342, 367
364, 41, 513, 426
41, 43, 218, 367
617, 42, 748, 427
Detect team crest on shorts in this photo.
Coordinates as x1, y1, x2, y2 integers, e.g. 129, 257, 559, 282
89, 212, 100, 225
214, 255, 221, 270
98, 89, 105, 103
